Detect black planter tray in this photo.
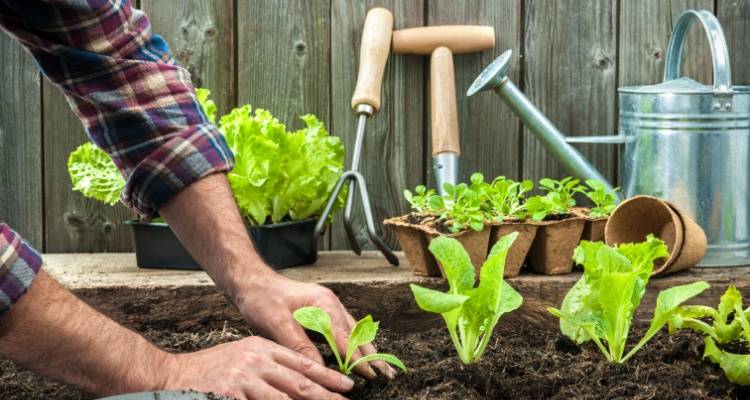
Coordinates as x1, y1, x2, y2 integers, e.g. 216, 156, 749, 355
125, 218, 319, 270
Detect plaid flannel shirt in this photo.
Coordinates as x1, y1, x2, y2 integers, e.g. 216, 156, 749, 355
0, 0, 234, 315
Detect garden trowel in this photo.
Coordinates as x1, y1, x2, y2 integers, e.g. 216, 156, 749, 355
391, 25, 496, 194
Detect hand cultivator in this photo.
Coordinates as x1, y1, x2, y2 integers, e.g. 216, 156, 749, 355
314, 8, 399, 266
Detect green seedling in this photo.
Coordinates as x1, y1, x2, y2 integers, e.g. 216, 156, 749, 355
539, 177, 585, 209
584, 179, 619, 218
292, 306, 407, 375
548, 236, 709, 363
404, 185, 439, 214
484, 176, 534, 221
669, 286, 750, 385
434, 173, 487, 232
410, 233, 524, 364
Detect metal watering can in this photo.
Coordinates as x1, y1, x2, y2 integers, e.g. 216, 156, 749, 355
468, 10, 750, 267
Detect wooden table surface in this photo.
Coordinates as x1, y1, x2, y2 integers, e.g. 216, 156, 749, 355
44, 251, 750, 315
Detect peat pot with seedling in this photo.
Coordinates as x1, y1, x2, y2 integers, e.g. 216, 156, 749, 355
386, 174, 619, 278
67, 89, 346, 270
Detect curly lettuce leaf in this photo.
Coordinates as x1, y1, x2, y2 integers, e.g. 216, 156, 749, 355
67, 143, 125, 206
216, 102, 345, 225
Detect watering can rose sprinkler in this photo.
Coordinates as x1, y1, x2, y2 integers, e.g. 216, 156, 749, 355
468, 10, 750, 267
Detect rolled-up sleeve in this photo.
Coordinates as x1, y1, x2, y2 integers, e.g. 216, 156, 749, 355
0, 0, 234, 216
0, 224, 42, 316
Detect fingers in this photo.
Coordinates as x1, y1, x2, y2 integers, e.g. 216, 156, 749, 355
269, 318, 325, 365
269, 343, 354, 393
262, 358, 349, 400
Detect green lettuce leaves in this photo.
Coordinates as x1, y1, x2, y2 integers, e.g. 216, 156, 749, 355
67, 88, 344, 225
548, 235, 709, 363
67, 143, 126, 206
292, 306, 407, 375
410, 233, 523, 364
217, 105, 345, 224
669, 285, 750, 385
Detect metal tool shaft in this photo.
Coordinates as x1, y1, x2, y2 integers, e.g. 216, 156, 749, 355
495, 79, 617, 194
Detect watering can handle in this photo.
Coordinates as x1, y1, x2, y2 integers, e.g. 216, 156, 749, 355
663, 10, 732, 96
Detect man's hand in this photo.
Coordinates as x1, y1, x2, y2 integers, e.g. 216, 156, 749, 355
234, 275, 395, 379
160, 174, 393, 378
166, 336, 353, 400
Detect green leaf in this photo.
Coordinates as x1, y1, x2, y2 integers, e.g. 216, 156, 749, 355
292, 307, 342, 368
195, 88, 217, 123
345, 315, 379, 366
347, 353, 408, 374
623, 281, 710, 362
67, 143, 126, 206
410, 284, 468, 313
428, 236, 476, 294
703, 337, 750, 385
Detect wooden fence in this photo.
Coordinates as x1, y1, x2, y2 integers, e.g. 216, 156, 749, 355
1, 0, 749, 253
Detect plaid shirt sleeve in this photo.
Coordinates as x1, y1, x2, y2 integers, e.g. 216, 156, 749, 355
0, 0, 234, 217
0, 224, 43, 317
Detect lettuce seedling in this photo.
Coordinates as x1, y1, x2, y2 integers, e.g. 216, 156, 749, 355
292, 306, 407, 375
584, 179, 619, 218
432, 174, 487, 233
548, 236, 709, 363
539, 177, 585, 209
404, 185, 439, 214
410, 233, 524, 364
669, 286, 750, 385
484, 176, 534, 221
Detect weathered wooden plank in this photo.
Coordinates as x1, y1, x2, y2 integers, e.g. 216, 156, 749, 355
619, 0, 714, 90
42, 82, 134, 253
426, 0, 522, 183
141, 0, 235, 116
717, 0, 750, 85
0, 34, 44, 249
329, 0, 425, 250
236, 0, 329, 130
522, 0, 617, 185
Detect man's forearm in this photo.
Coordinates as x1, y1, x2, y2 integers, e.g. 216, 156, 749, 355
158, 172, 278, 304
0, 270, 171, 395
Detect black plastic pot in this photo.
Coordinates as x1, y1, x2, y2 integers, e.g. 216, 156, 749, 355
125, 218, 319, 270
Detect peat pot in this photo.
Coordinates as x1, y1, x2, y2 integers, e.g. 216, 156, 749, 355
469, 10, 749, 267
126, 218, 319, 270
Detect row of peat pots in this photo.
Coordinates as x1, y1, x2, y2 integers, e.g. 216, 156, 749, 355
386, 176, 708, 279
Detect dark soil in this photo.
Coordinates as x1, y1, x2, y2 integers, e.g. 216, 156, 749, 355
0, 287, 745, 399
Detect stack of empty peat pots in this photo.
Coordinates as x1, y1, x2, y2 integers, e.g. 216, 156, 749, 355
386, 195, 707, 278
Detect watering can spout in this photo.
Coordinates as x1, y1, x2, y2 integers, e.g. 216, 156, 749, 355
468, 50, 619, 197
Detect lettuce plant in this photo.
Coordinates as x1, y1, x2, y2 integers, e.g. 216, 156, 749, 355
484, 176, 533, 222
67, 143, 126, 206
404, 185, 438, 214
584, 179, 619, 218
548, 236, 709, 363
218, 104, 345, 224
539, 177, 585, 209
669, 286, 750, 385
292, 306, 407, 375
410, 233, 524, 364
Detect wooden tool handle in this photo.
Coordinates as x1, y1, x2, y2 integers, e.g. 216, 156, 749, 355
430, 47, 460, 155
393, 25, 495, 55
351, 8, 394, 112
